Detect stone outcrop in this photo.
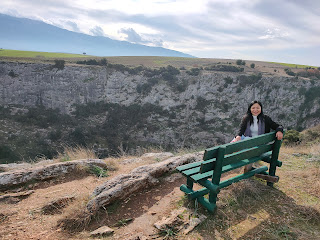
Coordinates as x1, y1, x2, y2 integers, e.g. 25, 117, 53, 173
120, 152, 174, 164
90, 226, 114, 237
0, 190, 34, 204
154, 207, 207, 235
0, 159, 107, 191
86, 152, 202, 212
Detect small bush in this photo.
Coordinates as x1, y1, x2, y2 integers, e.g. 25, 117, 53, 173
89, 165, 108, 177
250, 63, 255, 68
237, 73, 262, 87
186, 67, 200, 76
204, 65, 244, 72
283, 129, 300, 145
236, 59, 246, 66
8, 70, 18, 78
53, 60, 65, 70
284, 68, 295, 76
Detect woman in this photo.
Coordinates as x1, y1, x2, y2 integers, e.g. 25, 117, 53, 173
233, 100, 284, 142
233, 100, 284, 172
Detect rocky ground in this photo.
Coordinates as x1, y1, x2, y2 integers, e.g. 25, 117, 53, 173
0, 152, 207, 240
1, 146, 320, 240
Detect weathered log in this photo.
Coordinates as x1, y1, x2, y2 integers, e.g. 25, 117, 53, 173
254, 173, 279, 183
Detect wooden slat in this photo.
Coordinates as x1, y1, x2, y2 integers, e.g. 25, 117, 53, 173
219, 166, 268, 189
181, 167, 201, 177
223, 144, 273, 166
202, 132, 275, 162
254, 174, 279, 183
176, 161, 202, 172
199, 158, 216, 173
224, 132, 276, 154
203, 146, 219, 161
191, 152, 272, 182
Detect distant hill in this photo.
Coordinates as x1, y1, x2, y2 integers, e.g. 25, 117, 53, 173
0, 13, 194, 58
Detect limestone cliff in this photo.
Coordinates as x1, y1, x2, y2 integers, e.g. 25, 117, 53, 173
0, 61, 319, 161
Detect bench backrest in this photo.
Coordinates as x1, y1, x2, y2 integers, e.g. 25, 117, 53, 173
200, 132, 277, 174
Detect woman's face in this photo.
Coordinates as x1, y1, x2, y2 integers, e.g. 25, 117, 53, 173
250, 103, 261, 116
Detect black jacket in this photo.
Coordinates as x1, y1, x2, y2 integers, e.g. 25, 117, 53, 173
237, 114, 283, 137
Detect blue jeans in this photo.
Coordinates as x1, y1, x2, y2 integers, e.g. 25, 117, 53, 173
241, 135, 251, 140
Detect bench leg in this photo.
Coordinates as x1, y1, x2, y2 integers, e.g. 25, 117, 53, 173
268, 139, 282, 187
209, 192, 218, 205
187, 177, 194, 189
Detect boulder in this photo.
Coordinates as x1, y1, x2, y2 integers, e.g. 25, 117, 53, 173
154, 207, 207, 235
0, 159, 107, 191
86, 152, 202, 213
90, 226, 114, 237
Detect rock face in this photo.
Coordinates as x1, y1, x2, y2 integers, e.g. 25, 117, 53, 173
0, 159, 107, 191
0, 61, 319, 158
86, 152, 202, 212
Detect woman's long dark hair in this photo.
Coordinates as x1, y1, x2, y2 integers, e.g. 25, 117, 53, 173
246, 100, 264, 124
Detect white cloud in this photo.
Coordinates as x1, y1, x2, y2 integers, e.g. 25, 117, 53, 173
258, 28, 290, 40
0, 0, 319, 65
90, 26, 105, 36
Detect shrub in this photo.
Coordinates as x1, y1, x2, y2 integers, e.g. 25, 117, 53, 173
236, 59, 246, 66
283, 129, 300, 145
224, 77, 233, 85
297, 69, 320, 79
53, 60, 65, 70
195, 96, 211, 113
186, 67, 200, 76
284, 68, 295, 76
301, 129, 320, 143
8, 70, 18, 77
237, 73, 262, 87
204, 65, 244, 72
250, 63, 255, 68
89, 165, 108, 177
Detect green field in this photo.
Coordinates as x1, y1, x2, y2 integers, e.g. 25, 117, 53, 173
1, 49, 318, 69
0, 49, 92, 59
268, 61, 318, 69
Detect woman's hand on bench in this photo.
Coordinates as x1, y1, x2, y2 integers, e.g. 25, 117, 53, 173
276, 131, 283, 140
232, 136, 241, 142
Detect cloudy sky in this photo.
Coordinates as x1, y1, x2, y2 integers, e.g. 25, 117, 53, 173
1, 0, 320, 66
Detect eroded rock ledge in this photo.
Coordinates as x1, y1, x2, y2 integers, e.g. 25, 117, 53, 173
0, 159, 107, 192
86, 152, 202, 213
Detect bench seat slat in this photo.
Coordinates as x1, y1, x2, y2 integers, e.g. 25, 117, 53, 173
191, 152, 272, 182
180, 167, 201, 177
178, 159, 216, 176
176, 161, 202, 172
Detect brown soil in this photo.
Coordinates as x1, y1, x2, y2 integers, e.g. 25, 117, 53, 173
1, 149, 319, 240
0, 156, 189, 240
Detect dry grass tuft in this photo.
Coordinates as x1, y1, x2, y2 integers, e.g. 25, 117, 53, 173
103, 158, 119, 171
57, 194, 94, 232
54, 145, 98, 162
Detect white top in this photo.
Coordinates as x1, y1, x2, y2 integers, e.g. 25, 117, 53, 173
250, 115, 259, 137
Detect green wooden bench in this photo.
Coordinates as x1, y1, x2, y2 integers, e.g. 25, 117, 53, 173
176, 131, 285, 213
